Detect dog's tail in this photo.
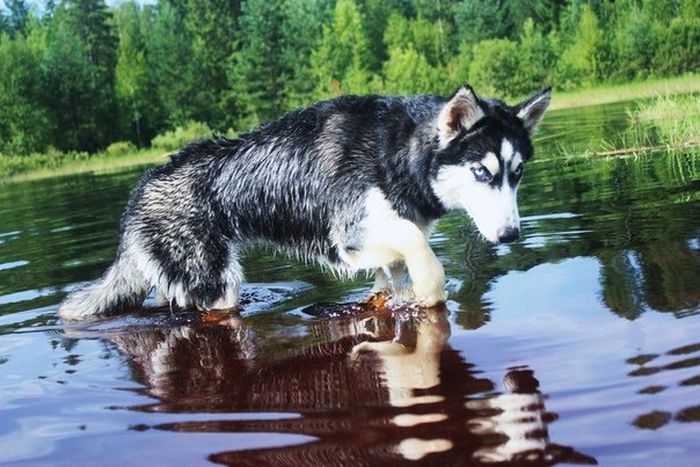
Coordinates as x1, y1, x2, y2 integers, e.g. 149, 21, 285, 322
58, 254, 149, 321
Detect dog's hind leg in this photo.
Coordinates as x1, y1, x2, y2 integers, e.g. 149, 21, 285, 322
58, 254, 149, 320
208, 252, 244, 311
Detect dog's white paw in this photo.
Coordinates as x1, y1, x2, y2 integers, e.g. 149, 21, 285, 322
414, 288, 448, 308
411, 269, 447, 307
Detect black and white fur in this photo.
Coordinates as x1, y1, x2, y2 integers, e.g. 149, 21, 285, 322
58, 85, 551, 320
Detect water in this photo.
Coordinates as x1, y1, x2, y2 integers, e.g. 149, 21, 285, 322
1, 99, 699, 466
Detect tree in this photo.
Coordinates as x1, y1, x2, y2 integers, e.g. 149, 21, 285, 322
114, 1, 156, 145
227, 0, 286, 130
42, 7, 96, 151
468, 38, 520, 97
384, 12, 449, 67
5, 0, 29, 36
515, 18, 555, 94
64, 0, 119, 150
654, 17, 700, 75
453, 0, 507, 45
355, 0, 402, 70
280, 0, 327, 109
310, 0, 374, 97
503, 0, 567, 37
556, 4, 602, 87
184, 0, 239, 128
143, 0, 194, 128
383, 46, 441, 95
611, 2, 657, 79
0, 29, 50, 154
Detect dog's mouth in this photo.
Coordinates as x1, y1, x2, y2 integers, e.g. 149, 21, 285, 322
462, 206, 518, 244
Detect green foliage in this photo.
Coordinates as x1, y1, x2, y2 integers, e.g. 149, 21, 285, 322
0, 29, 50, 155
468, 38, 520, 97
105, 140, 137, 156
227, 0, 285, 130
383, 46, 441, 95
142, 1, 193, 127
184, 0, 238, 126
0, 0, 699, 163
653, 17, 700, 76
384, 12, 449, 67
514, 19, 555, 92
150, 121, 212, 152
42, 7, 99, 151
611, 3, 658, 79
280, 0, 326, 109
0, 147, 90, 178
4, 0, 29, 36
310, 0, 372, 97
115, 1, 155, 146
453, 0, 507, 45
556, 4, 602, 88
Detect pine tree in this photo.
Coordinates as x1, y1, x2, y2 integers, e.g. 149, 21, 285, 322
383, 46, 441, 95
42, 6, 96, 151
115, 1, 155, 145
0, 29, 50, 154
5, 0, 30, 36
280, 0, 327, 110
184, 0, 239, 128
64, 0, 119, 150
310, 0, 373, 97
144, 0, 194, 127
227, 0, 285, 130
453, 0, 508, 45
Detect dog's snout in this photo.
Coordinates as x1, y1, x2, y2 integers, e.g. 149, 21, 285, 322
497, 226, 520, 244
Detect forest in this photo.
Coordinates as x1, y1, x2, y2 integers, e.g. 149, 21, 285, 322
0, 0, 698, 158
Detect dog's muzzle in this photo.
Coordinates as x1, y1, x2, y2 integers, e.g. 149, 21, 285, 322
497, 226, 520, 244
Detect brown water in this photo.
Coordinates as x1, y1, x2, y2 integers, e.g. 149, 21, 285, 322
1, 99, 699, 466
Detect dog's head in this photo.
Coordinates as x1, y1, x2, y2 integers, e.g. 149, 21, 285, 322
430, 85, 551, 244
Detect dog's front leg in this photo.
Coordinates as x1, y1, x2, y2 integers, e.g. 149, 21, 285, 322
402, 241, 447, 307
365, 219, 446, 307
373, 267, 392, 292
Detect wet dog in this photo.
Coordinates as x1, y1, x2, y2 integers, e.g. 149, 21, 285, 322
58, 85, 551, 319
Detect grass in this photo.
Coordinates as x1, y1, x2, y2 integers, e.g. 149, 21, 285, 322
546, 92, 700, 160
630, 93, 700, 146
2, 148, 168, 184
2, 74, 699, 184
550, 74, 700, 110
1, 120, 214, 184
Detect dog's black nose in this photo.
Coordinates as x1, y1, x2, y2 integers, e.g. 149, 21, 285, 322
497, 226, 520, 243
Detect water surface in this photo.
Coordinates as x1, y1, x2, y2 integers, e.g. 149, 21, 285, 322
1, 99, 699, 466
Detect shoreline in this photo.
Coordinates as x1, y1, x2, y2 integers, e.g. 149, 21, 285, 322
549, 74, 700, 110
3, 74, 698, 184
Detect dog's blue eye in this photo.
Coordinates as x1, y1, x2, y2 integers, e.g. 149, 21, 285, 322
471, 165, 492, 182
514, 163, 524, 177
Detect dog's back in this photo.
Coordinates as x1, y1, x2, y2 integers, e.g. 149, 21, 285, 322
58, 95, 442, 319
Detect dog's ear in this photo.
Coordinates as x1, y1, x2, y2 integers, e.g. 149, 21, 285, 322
515, 88, 551, 135
437, 85, 485, 146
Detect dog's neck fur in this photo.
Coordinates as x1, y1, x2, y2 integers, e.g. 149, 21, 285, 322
372, 96, 451, 225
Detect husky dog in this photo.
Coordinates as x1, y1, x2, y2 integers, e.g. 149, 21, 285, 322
58, 85, 551, 320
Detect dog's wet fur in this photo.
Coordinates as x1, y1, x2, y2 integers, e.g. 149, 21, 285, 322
58, 85, 551, 320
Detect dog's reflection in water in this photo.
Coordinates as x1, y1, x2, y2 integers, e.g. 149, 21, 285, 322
101, 304, 595, 466
468, 368, 563, 464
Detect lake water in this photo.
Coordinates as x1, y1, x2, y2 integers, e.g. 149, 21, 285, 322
1, 99, 699, 466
